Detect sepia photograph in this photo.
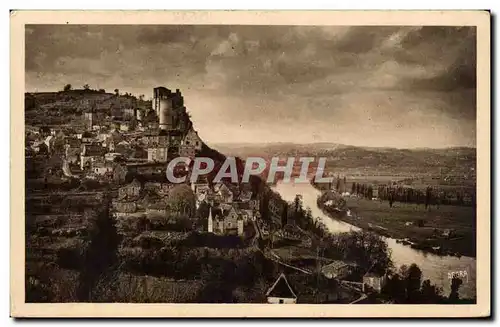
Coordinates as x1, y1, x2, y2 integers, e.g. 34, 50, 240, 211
10, 10, 490, 318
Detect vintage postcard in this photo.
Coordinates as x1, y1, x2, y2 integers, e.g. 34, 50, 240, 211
10, 10, 490, 318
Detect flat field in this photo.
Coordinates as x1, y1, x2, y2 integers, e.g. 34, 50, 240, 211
332, 197, 476, 257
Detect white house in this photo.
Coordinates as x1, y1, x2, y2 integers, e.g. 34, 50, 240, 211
207, 207, 213, 233
266, 273, 297, 304
362, 273, 387, 293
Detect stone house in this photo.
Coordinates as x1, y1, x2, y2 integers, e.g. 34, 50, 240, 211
321, 261, 357, 280
103, 130, 123, 151
147, 146, 169, 162
249, 199, 260, 211
104, 152, 124, 162
237, 190, 253, 203
80, 143, 104, 170
146, 202, 167, 217
212, 205, 244, 236
362, 273, 387, 293
125, 162, 166, 176
112, 201, 137, 214
81, 131, 95, 144
168, 130, 184, 146
93, 161, 114, 176
65, 138, 81, 163
122, 107, 136, 119
118, 178, 142, 200
65, 136, 81, 148
179, 144, 196, 159
144, 182, 174, 197
143, 130, 169, 147
112, 163, 129, 185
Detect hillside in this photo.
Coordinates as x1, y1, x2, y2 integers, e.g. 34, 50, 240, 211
25, 89, 151, 127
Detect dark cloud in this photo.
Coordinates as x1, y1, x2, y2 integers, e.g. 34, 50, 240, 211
401, 27, 476, 95
136, 25, 229, 45
334, 26, 401, 54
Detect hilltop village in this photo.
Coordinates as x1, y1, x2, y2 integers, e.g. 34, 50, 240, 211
25, 86, 471, 304
26, 87, 266, 238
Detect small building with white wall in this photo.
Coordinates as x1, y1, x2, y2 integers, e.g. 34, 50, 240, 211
266, 273, 297, 304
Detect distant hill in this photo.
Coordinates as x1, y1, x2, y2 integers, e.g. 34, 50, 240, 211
211, 142, 476, 179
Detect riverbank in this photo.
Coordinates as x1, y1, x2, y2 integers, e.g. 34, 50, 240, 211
315, 189, 476, 258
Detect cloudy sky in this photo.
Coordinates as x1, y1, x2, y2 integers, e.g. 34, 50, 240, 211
25, 25, 476, 148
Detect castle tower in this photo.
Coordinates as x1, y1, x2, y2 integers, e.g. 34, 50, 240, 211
208, 206, 213, 233
153, 87, 173, 131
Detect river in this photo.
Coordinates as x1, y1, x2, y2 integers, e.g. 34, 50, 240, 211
272, 181, 476, 299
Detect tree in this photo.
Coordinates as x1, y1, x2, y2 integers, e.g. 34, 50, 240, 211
114, 89, 119, 96
331, 231, 392, 274
420, 279, 442, 303
449, 277, 463, 303
98, 88, 106, 93
405, 263, 422, 303
63, 84, 72, 91
384, 273, 406, 303
167, 184, 196, 217
351, 182, 356, 194
281, 202, 288, 226
385, 267, 444, 304
139, 94, 145, 101
425, 186, 432, 209
294, 194, 303, 216
83, 84, 90, 90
